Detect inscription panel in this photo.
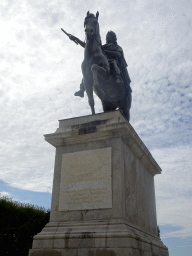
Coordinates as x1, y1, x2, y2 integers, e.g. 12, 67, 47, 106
59, 147, 112, 211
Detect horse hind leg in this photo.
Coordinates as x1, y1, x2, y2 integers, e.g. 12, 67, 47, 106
102, 100, 117, 112
118, 94, 132, 121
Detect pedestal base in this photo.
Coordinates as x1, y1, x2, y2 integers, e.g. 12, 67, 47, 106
29, 111, 169, 256
29, 219, 168, 256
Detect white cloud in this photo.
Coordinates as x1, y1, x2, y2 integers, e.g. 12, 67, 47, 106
0, 0, 191, 240
0, 191, 10, 197
153, 146, 192, 238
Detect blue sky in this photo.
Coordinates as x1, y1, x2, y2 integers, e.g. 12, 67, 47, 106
0, 1, 192, 255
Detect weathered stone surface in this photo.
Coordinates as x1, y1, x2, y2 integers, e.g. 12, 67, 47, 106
59, 148, 112, 211
30, 249, 62, 256
87, 249, 116, 256
29, 111, 169, 256
29, 247, 168, 256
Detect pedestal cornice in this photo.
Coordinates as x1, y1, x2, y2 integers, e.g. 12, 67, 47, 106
44, 110, 161, 176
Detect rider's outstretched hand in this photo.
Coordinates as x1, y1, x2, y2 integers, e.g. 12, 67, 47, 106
68, 35, 85, 48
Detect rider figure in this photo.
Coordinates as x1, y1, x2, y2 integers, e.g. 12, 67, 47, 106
69, 31, 131, 98
103, 31, 123, 85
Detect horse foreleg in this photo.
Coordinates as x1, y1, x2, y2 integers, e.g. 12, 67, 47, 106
85, 84, 95, 115
92, 64, 109, 80
89, 95, 95, 115
90, 98, 95, 114
91, 64, 109, 99
91, 64, 99, 88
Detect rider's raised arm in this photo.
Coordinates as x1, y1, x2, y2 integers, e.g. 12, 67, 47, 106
69, 35, 85, 48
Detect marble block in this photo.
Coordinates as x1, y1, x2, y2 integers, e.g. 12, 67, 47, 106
59, 148, 112, 211
28, 110, 169, 256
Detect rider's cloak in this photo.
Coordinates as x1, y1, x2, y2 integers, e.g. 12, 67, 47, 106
102, 43, 132, 96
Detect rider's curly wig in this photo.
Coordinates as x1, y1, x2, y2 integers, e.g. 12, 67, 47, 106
107, 31, 117, 44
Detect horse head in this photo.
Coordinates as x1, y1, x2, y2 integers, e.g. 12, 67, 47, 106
84, 11, 100, 41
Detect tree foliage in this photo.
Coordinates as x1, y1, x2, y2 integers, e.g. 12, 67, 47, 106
0, 195, 50, 256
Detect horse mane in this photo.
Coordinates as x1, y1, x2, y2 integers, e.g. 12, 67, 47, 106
96, 25, 102, 45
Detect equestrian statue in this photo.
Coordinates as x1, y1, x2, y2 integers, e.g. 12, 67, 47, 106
61, 11, 132, 121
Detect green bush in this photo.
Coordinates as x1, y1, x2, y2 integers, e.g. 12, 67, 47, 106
0, 196, 50, 256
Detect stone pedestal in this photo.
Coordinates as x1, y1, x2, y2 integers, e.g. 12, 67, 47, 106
29, 110, 169, 256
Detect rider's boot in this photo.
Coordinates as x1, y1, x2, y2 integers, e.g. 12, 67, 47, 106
74, 89, 85, 97
110, 60, 123, 84
74, 80, 85, 97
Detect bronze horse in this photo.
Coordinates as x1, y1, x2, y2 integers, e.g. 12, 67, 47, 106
82, 11, 132, 121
